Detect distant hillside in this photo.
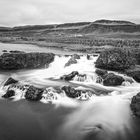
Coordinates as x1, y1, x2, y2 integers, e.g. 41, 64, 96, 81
0, 27, 12, 32
55, 22, 90, 28
0, 22, 91, 32
79, 23, 140, 34
0, 20, 140, 34
93, 19, 135, 25
13, 25, 55, 31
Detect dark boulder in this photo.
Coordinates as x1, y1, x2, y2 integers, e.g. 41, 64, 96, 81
103, 73, 125, 86
95, 48, 135, 71
4, 77, 18, 86
130, 93, 140, 117
61, 86, 81, 98
95, 69, 108, 78
25, 86, 44, 101
126, 70, 140, 82
87, 54, 90, 60
2, 50, 7, 52
60, 71, 79, 81
2, 90, 15, 98
0, 52, 54, 70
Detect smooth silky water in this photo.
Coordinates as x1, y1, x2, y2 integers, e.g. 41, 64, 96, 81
0, 43, 140, 140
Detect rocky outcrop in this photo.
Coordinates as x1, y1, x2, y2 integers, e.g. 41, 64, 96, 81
103, 73, 125, 86
25, 86, 44, 101
95, 69, 108, 78
60, 71, 79, 81
4, 77, 18, 86
130, 93, 140, 117
95, 48, 134, 71
95, 69, 125, 86
61, 86, 81, 98
65, 54, 80, 67
126, 70, 140, 83
2, 90, 15, 98
0, 52, 54, 70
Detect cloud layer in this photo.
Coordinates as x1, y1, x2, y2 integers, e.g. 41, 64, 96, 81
0, 0, 139, 26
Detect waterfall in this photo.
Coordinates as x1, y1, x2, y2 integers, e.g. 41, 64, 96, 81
0, 54, 140, 140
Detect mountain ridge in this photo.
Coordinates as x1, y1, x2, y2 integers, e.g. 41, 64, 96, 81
0, 19, 140, 34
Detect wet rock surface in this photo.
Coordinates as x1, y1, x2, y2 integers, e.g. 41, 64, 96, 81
72, 54, 80, 60
61, 86, 81, 98
65, 54, 80, 67
25, 86, 44, 101
0, 52, 54, 70
4, 77, 18, 86
2, 90, 15, 98
95, 48, 134, 71
65, 57, 77, 67
131, 93, 140, 117
103, 73, 125, 86
95, 69, 108, 78
126, 70, 140, 83
60, 71, 79, 81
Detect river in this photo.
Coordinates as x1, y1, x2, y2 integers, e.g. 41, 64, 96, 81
0, 42, 140, 140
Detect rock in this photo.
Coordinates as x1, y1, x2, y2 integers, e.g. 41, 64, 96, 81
87, 54, 90, 60
61, 86, 81, 98
9, 50, 25, 53
2, 50, 7, 52
72, 54, 80, 59
25, 86, 44, 101
124, 77, 134, 84
126, 70, 140, 82
65, 57, 77, 67
103, 73, 125, 86
130, 93, 140, 117
60, 71, 79, 81
95, 48, 135, 71
4, 77, 18, 86
95, 69, 108, 78
2, 90, 15, 98
65, 54, 80, 67
0, 52, 54, 70
93, 54, 98, 57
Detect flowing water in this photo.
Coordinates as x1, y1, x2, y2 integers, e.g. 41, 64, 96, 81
0, 43, 140, 140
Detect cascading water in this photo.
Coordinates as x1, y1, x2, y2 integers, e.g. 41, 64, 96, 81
1, 54, 140, 140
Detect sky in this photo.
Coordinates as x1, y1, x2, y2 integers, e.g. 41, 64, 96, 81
0, 0, 140, 26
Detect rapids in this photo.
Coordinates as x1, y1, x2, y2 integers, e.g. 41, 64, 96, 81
0, 53, 140, 140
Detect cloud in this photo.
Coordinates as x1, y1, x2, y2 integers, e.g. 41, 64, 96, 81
0, 0, 139, 26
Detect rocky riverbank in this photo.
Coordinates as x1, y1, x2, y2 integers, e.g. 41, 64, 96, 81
95, 48, 140, 82
0, 51, 54, 70
94, 48, 140, 117
1, 76, 111, 102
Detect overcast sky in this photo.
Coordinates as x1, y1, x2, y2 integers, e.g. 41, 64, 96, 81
0, 0, 139, 26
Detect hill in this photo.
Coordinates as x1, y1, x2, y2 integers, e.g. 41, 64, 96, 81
79, 23, 140, 34
93, 19, 135, 25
